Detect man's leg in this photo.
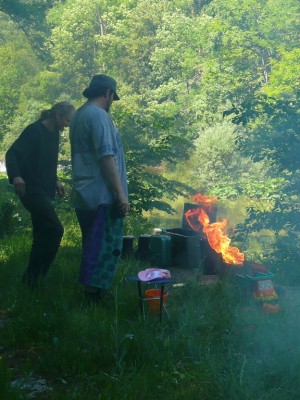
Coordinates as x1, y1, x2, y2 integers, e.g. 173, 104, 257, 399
76, 206, 123, 302
75, 208, 102, 301
75, 208, 96, 249
21, 194, 64, 285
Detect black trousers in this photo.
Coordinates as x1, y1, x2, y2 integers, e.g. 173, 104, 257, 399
75, 208, 97, 249
20, 194, 64, 285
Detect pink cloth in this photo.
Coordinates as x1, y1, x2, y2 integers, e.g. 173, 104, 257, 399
138, 268, 171, 282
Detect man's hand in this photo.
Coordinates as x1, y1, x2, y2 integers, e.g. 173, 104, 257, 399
56, 180, 65, 197
116, 193, 130, 216
13, 176, 26, 197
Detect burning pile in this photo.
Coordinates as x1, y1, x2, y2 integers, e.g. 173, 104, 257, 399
184, 194, 244, 266
184, 194, 279, 312
133, 193, 279, 312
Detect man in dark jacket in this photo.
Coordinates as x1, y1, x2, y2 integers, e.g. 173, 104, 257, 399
5, 101, 75, 286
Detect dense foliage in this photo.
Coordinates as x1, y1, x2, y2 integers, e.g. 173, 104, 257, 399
0, 0, 299, 278
0, 2, 300, 397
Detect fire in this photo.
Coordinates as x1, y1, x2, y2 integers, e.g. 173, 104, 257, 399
193, 194, 217, 204
185, 194, 244, 265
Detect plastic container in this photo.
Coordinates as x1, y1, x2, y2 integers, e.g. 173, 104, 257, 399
144, 289, 168, 315
149, 235, 172, 268
252, 279, 278, 301
166, 228, 203, 269
136, 234, 152, 260
122, 235, 134, 258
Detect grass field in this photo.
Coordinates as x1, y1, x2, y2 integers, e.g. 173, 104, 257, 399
1, 221, 300, 400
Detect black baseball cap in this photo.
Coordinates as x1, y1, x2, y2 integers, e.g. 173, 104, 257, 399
82, 74, 120, 100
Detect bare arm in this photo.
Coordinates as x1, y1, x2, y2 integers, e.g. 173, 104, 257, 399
100, 155, 130, 215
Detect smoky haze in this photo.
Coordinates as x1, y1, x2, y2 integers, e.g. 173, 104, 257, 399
0, 0, 299, 397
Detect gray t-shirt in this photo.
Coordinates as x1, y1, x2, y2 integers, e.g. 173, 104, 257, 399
70, 102, 128, 210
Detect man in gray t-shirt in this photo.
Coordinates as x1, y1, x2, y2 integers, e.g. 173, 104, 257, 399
70, 74, 130, 304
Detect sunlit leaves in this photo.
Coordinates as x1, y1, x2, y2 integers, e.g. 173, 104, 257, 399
47, 0, 109, 97
262, 49, 300, 99
0, 17, 41, 141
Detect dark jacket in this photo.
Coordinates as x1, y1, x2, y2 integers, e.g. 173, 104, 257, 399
5, 120, 59, 198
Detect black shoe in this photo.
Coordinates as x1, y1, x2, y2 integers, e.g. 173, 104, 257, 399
98, 289, 115, 306
22, 274, 39, 289
84, 288, 115, 308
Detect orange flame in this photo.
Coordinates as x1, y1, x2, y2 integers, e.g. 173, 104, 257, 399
185, 194, 244, 265
193, 194, 217, 204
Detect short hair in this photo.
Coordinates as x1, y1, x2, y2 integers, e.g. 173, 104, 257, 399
84, 86, 111, 100
40, 101, 75, 121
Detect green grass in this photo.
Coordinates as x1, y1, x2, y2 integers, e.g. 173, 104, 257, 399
1, 214, 300, 399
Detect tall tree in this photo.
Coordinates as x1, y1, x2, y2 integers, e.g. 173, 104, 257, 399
0, 13, 41, 153
226, 91, 300, 283
0, 0, 57, 61
191, 0, 299, 113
